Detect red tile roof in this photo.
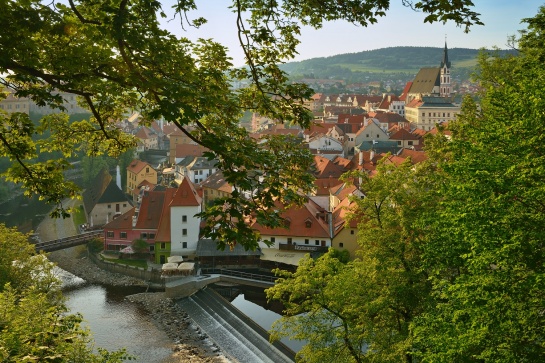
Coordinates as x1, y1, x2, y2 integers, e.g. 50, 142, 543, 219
175, 143, 208, 159
135, 191, 166, 229
397, 149, 428, 164
170, 176, 202, 207
127, 159, 154, 174
251, 198, 331, 238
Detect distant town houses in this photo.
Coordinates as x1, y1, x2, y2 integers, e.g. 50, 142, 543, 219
0, 88, 89, 115
95, 44, 455, 271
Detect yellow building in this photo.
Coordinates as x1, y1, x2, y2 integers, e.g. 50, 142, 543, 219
405, 96, 460, 131
126, 160, 158, 194
0, 89, 30, 115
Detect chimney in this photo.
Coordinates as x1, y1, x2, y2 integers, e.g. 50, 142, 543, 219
358, 151, 363, 166
116, 165, 121, 190
370, 149, 375, 162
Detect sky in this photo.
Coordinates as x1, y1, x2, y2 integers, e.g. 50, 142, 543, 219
160, 1, 545, 66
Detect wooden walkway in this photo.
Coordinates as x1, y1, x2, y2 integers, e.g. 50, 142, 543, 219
33, 230, 103, 252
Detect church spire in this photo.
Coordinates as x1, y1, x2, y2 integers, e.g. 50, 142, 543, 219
441, 40, 451, 68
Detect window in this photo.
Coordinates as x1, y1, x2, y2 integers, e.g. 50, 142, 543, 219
120, 232, 127, 239
123, 203, 127, 208
149, 245, 154, 252
182, 242, 187, 248
305, 239, 309, 244
351, 230, 355, 235
408, 141, 413, 146
107, 231, 114, 238
287, 238, 293, 244
315, 240, 320, 245
366, 134, 369, 138
182, 229, 187, 236
146, 167, 149, 173
339, 243, 344, 248
107, 204, 111, 209
140, 232, 148, 239
397, 141, 401, 146
160, 242, 166, 249
271, 237, 275, 243
376, 134, 380, 138
149, 233, 155, 240
182, 215, 187, 223
305, 220, 312, 228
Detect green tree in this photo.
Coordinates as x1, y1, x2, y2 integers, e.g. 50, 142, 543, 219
0, 224, 129, 362
412, 8, 545, 362
0, 1, 481, 250
267, 158, 436, 363
131, 238, 149, 254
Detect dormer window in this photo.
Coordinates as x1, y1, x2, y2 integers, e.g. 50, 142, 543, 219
284, 218, 291, 228
305, 220, 312, 228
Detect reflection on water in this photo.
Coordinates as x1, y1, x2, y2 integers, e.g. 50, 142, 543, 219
211, 284, 305, 353
64, 284, 174, 363
0, 194, 52, 233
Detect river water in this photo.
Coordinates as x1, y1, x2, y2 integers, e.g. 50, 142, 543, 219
1, 191, 300, 363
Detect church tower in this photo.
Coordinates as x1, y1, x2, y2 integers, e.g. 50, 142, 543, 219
440, 41, 451, 97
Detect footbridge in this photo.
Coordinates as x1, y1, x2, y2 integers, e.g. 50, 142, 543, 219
33, 230, 103, 252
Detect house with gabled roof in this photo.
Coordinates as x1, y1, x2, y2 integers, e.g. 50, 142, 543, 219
306, 133, 344, 159
330, 197, 360, 260
199, 171, 232, 210
175, 156, 218, 185
395, 149, 429, 164
135, 126, 158, 152
173, 143, 208, 164
354, 118, 390, 148
389, 128, 422, 150
102, 188, 166, 254
82, 168, 132, 227
126, 159, 157, 193
311, 155, 348, 179
251, 198, 333, 269
155, 176, 202, 263
168, 126, 197, 164
103, 177, 203, 263
375, 94, 405, 116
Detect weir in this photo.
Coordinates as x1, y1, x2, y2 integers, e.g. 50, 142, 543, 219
178, 288, 295, 363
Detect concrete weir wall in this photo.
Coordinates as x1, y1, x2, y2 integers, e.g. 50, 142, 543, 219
165, 275, 222, 298
165, 275, 274, 298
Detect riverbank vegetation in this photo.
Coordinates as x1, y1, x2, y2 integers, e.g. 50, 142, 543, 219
267, 8, 545, 363
0, 224, 130, 362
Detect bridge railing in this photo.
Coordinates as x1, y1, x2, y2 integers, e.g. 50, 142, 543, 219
33, 230, 103, 252
201, 268, 278, 283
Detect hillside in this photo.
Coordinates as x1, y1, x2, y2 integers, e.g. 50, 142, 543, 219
280, 47, 515, 88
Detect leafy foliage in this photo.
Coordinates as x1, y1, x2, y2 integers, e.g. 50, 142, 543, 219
0, 224, 130, 362
0, 1, 481, 249
268, 158, 436, 363
411, 9, 545, 361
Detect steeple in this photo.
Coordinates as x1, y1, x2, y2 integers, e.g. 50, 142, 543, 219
439, 40, 451, 98
441, 41, 451, 68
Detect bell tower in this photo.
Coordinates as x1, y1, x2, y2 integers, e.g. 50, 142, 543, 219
440, 40, 451, 97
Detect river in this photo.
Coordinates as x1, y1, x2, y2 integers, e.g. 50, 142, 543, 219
2, 192, 300, 363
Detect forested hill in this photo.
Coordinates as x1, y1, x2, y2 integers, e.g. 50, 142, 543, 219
280, 47, 515, 84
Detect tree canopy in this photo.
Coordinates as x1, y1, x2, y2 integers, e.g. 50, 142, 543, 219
0, 0, 481, 250
268, 6, 545, 362
0, 224, 129, 362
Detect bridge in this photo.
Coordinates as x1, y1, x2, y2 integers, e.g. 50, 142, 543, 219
33, 230, 103, 252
